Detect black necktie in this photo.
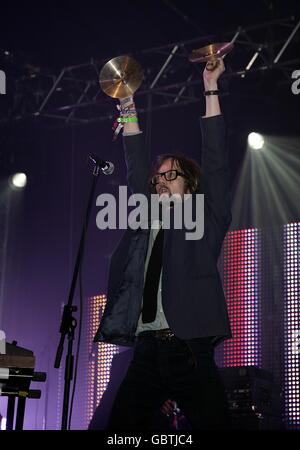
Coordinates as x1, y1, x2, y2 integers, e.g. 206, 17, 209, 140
142, 227, 164, 323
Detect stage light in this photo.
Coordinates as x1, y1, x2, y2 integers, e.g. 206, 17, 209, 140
0, 416, 6, 430
248, 132, 265, 150
10, 173, 27, 189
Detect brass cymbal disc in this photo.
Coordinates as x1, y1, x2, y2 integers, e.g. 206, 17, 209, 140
99, 55, 143, 99
189, 42, 234, 63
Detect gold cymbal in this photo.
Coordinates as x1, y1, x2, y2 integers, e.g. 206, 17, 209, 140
189, 42, 234, 63
99, 55, 143, 99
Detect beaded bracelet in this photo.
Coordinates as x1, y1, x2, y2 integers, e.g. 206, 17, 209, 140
121, 109, 137, 116
120, 96, 134, 106
119, 96, 136, 112
117, 103, 137, 116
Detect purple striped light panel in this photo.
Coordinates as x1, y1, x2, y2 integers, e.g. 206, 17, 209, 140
283, 222, 300, 428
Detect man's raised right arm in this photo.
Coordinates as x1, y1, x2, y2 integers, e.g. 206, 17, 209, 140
120, 96, 150, 195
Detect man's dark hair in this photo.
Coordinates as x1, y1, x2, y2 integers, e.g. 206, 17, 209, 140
149, 153, 203, 194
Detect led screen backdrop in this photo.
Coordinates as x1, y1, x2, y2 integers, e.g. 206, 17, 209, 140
84, 294, 120, 429
220, 228, 261, 368
283, 223, 300, 428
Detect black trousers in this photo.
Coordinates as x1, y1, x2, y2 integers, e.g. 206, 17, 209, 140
107, 332, 231, 430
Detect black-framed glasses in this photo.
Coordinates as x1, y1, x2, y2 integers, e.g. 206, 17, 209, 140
151, 169, 186, 186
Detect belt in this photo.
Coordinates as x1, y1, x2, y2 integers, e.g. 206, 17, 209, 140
137, 328, 176, 341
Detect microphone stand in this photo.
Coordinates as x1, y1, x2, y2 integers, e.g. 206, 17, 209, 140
54, 160, 101, 430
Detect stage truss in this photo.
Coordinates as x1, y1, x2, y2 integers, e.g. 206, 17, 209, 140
1, 16, 299, 128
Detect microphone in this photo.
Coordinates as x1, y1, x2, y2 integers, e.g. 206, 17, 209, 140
88, 154, 114, 175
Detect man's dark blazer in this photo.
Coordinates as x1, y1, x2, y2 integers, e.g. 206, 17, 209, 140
94, 115, 232, 347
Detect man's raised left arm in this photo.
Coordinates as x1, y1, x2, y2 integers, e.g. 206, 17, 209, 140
200, 59, 232, 240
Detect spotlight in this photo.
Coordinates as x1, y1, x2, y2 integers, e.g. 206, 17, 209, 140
10, 173, 27, 189
248, 132, 265, 150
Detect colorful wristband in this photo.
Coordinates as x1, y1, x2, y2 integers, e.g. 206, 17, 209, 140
117, 116, 138, 123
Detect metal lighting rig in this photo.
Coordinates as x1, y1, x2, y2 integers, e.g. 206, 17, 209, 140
0, 16, 299, 128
